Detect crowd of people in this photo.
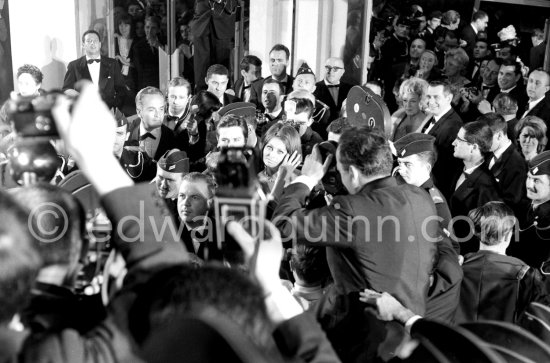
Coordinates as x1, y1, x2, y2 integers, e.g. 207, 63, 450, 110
1, 1, 550, 362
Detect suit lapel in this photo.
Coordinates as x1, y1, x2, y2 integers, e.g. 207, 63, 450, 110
428, 109, 452, 136
455, 167, 483, 200
78, 56, 92, 81
98, 57, 109, 91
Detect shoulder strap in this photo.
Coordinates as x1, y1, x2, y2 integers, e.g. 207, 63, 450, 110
428, 187, 444, 204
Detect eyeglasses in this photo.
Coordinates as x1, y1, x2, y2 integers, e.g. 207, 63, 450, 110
84, 39, 100, 45
455, 135, 473, 145
325, 66, 343, 73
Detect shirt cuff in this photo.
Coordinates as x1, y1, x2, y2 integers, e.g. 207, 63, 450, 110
404, 315, 423, 334
291, 175, 317, 191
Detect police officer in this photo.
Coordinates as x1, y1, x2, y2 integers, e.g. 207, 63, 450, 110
393, 132, 463, 323
509, 151, 550, 269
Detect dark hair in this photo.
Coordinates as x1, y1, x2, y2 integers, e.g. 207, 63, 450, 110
290, 245, 330, 285
16, 64, 43, 84
182, 172, 217, 198
261, 123, 302, 160
327, 117, 351, 135
269, 44, 290, 60
428, 80, 453, 96
428, 10, 443, 21
168, 76, 192, 96
500, 59, 522, 76
11, 183, 86, 267
472, 10, 488, 22
262, 78, 284, 94
477, 112, 507, 135
82, 29, 101, 43
128, 264, 273, 349
463, 121, 494, 155
217, 114, 249, 141
0, 191, 42, 323
240, 55, 262, 72
515, 116, 548, 152
117, 13, 134, 31
288, 97, 314, 119
468, 201, 516, 246
338, 127, 393, 177
441, 10, 460, 26
206, 64, 229, 80
190, 90, 222, 121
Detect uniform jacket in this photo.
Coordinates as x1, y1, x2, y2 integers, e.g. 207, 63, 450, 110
62, 56, 126, 110
456, 250, 550, 323
274, 176, 438, 315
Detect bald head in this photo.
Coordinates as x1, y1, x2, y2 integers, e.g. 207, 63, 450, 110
324, 57, 345, 84
527, 69, 550, 101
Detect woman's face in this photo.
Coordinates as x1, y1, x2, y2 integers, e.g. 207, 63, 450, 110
444, 58, 461, 77
263, 137, 287, 169
419, 53, 436, 72
119, 22, 131, 38
519, 127, 540, 156
401, 92, 421, 116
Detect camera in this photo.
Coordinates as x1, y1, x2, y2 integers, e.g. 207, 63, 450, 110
213, 146, 267, 263
7, 92, 64, 138
318, 141, 347, 196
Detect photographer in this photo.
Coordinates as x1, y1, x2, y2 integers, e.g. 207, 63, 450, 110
284, 90, 323, 157
20, 82, 339, 362
273, 127, 438, 315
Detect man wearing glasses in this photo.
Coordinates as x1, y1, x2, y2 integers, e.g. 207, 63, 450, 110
63, 30, 126, 111
314, 57, 352, 125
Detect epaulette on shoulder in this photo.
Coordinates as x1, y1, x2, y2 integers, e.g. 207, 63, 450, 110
429, 187, 444, 204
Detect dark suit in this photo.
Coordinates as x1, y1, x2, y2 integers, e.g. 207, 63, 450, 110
427, 108, 464, 199
132, 37, 160, 90
449, 164, 501, 254
523, 92, 550, 150
190, 0, 238, 90
488, 142, 528, 214
274, 176, 438, 315
62, 56, 126, 110
460, 24, 477, 56
506, 85, 529, 119
125, 118, 178, 161
314, 80, 353, 123
222, 92, 240, 106
233, 77, 263, 102
249, 75, 294, 110
530, 42, 546, 71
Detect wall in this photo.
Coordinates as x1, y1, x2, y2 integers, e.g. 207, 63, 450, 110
9, 0, 78, 91
249, 0, 348, 80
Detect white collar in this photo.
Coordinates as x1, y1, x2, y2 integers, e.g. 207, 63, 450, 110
471, 23, 478, 34
434, 105, 452, 121
529, 96, 545, 109
464, 160, 483, 174
324, 79, 339, 87
500, 85, 517, 93
139, 121, 161, 135
494, 139, 512, 159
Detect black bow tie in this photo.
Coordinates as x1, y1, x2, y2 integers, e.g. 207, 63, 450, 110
87, 58, 100, 64
140, 132, 156, 141
326, 84, 339, 88
166, 115, 180, 122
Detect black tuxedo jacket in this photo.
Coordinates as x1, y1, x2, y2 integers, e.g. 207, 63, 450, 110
233, 77, 263, 102
449, 164, 501, 254
507, 85, 529, 119
249, 75, 294, 110
525, 93, 550, 150
314, 81, 352, 122
190, 0, 238, 38
62, 55, 126, 110
488, 143, 528, 213
222, 92, 241, 106
427, 108, 464, 199
460, 25, 477, 56
125, 118, 178, 161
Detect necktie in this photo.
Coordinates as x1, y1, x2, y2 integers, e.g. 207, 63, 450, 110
422, 117, 435, 133
489, 154, 497, 169
326, 84, 339, 88
87, 59, 100, 64
139, 132, 156, 141
166, 115, 179, 123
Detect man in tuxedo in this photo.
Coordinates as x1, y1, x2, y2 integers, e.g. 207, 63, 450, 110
250, 44, 294, 109
422, 81, 464, 199
292, 62, 330, 140
155, 149, 189, 218
122, 87, 178, 181
63, 30, 126, 110
314, 57, 352, 124
422, 10, 442, 50
460, 10, 489, 57
497, 60, 529, 118
530, 29, 546, 71
468, 39, 491, 83
205, 64, 240, 107
233, 55, 262, 102
480, 113, 527, 214
493, 93, 520, 144
177, 172, 222, 261
164, 77, 206, 163
450, 122, 501, 255
256, 79, 285, 138
522, 69, 550, 134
